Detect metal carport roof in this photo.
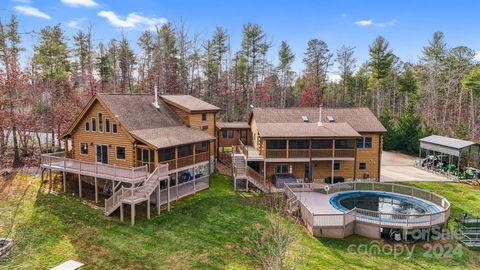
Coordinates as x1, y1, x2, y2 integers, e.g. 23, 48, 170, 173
419, 135, 478, 156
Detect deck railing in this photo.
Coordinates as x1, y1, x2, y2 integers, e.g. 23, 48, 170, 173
160, 152, 210, 171
311, 149, 333, 158
288, 149, 310, 158
266, 149, 287, 158
334, 149, 355, 158
246, 166, 270, 191
286, 182, 451, 232
41, 152, 148, 182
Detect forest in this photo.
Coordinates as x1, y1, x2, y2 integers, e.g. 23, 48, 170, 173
0, 15, 479, 167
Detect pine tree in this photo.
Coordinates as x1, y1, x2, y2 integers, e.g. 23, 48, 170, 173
278, 41, 295, 108
395, 95, 423, 154
368, 36, 394, 115
379, 107, 396, 150
336, 45, 356, 105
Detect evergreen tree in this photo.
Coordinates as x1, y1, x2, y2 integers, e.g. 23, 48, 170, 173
368, 36, 394, 115
453, 121, 469, 140
336, 45, 356, 105
379, 107, 396, 150
395, 95, 423, 154
278, 41, 295, 107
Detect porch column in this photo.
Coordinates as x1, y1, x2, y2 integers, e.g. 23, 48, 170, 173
78, 174, 82, 197
49, 169, 52, 191
167, 177, 171, 212
147, 198, 151, 219
63, 171, 66, 193
193, 166, 196, 193
176, 172, 179, 201
120, 203, 124, 222
156, 184, 161, 214
263, 161, 267, 186
94, 177, 98, 203
131, 203, 135, 226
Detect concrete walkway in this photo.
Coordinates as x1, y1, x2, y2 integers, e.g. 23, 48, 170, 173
381, 151, 451, 182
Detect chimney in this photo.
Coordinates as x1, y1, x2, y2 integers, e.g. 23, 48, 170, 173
317, 104, 323, 126
152, 85, 160, 109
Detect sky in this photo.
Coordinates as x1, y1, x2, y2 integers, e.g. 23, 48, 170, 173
2, 0, 480, 75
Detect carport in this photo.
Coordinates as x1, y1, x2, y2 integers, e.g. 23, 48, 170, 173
418, 135, 480, 178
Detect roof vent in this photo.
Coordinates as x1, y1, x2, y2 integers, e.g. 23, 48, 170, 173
327, 116, 335, 123
302, 116, 309, 122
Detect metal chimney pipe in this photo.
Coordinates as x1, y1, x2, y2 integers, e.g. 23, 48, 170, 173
317, 104, 323, 126
152, 85, 160, 108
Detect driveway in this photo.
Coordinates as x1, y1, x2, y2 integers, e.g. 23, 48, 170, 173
380, 151, 451, 182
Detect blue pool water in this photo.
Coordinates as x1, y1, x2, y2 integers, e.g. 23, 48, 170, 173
330, 191, 439, 214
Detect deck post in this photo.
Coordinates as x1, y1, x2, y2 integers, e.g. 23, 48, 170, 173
41, 169, 44, 183
78, 174, 82, 197
234, 176, 236, 191
63, 171, 66, 193
94, 177, 98, 203
147, 198, 150, 219
193, 167, 196, 193
120, 203, 124, 222
131, 203, 135, 226
246, 177, 249, 192
176, 172, 179, 201
156, 184, 161, 214
167, 178, 171, 212
49, 169, 52, 191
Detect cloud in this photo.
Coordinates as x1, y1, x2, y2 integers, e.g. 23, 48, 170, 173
98, 10, 168, 30
67, 18, 87, 29
354, 19, 395, 28
13, 0, 31, 4
14, 5, 51, 19
475, 51, 480, 61
61, 0, 98, 7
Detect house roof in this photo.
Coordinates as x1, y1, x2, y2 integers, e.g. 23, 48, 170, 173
160, 95, 221, 112
251, 107, 387, 133
256, 122, 361, 138
130, 126, 215, 149
419, 135, 477, 150
216, 122, 250, 129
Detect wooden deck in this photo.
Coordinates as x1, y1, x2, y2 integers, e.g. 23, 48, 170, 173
41, 152, 148, 184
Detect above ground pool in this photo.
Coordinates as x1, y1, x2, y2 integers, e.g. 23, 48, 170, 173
330, 191, 439, 215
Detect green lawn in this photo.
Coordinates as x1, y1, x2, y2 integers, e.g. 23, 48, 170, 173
1, 173, 480, 269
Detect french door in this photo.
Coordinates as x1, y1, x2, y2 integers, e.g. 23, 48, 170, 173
96, 144, 108, 164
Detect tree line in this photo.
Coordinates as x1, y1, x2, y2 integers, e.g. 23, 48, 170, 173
0, 15, 479, 166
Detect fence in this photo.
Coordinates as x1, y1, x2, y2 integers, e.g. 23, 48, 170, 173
285, 182, 451, 232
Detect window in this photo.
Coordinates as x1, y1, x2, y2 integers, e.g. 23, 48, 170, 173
222, 130, 234, 139
335, 139, 354, 149
359, 162, 367, 170
275, 164, 289, 174
112, 123, 118, 134
312, 140, 333, 149
91, 117, 96, 132
333, 162, 340, 171
288, 140, 309, 149
267, 140, 286, 149
116, 146, 126, 160
158, 147, 175, 161
178, 144, 193, 158
80, 143, 88, 155
364, 137, 372, 148
195, 141, 208, 153
85, 121, 90, 131
357, 137, 373, 149
202, 113, 207, 121
98, 113, 103, 132
105, 118, 110, 133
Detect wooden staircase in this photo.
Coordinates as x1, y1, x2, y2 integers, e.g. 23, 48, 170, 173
232, 153, 271, 193
104, 165, 168, 216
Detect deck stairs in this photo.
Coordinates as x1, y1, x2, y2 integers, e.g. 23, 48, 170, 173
458, 216, 480, 249
287, 196, 300, 215
104, 165, 168, 216
233, 154, 270, 192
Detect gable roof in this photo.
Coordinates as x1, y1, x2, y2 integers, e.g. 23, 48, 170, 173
256, 122, 361, 138
62, 93, 215, 148
250, 107, 387, 133
97, 93, 182, 131
160, 95, 221, 112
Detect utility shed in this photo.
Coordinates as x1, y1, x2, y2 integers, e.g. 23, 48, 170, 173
419, 135, 477, 157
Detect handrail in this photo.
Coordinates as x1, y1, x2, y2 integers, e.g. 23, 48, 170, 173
285, 181, 451, 229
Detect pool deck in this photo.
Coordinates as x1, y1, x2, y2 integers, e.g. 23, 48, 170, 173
294, 191, 341, 214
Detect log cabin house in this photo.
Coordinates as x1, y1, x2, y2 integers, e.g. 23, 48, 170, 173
41, 92, 220, 224
228, 107, 387, 192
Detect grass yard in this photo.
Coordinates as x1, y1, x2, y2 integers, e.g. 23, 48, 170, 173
1, 172, 480, 269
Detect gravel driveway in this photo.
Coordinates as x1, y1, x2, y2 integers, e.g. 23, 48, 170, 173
380, 151, 451, 182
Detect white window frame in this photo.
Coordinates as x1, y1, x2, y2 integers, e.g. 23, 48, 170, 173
80, 142, 88, 156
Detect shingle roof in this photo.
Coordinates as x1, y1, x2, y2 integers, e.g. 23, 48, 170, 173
256, 122, 361, 138
216, 122, 250, 129
419, 135, 477, 150
251, 107, 387, 133
130, 126, 215, 149
96, 93, 214, 148
161, 95, 221, 112
97, 93, 182, 131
